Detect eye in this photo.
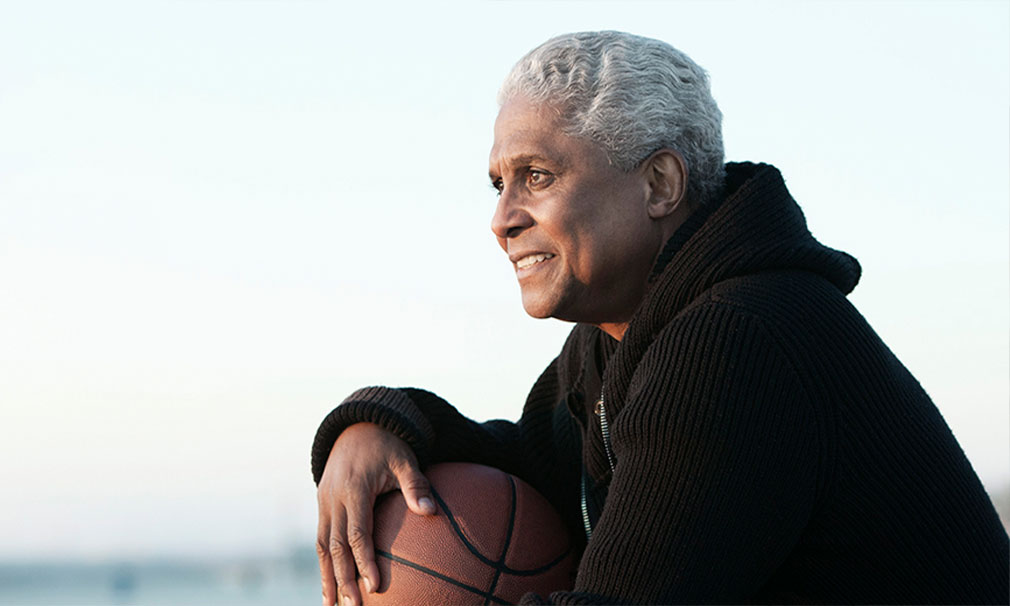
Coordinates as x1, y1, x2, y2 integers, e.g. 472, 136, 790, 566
527, 169, 553, 189
490, 178, 503, 196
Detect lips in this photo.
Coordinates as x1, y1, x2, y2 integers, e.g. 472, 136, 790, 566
515, 253, 555, 269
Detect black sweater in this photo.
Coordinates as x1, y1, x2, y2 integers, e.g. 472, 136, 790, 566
312, 163, 1009, 604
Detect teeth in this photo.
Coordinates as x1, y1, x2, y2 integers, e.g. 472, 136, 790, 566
516, 253, 554, 269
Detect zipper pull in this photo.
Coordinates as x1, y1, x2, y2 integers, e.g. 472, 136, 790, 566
597, 389, 616, 473
584, 387, 615, 541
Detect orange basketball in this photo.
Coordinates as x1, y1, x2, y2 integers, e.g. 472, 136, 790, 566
360, 462, 578, 605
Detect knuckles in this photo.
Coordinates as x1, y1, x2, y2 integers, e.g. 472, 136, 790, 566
397, 474, 430, 493
346, 525, 370, 552
328, 537, 351, 563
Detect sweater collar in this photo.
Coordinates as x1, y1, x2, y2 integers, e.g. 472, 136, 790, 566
600, 162, 861, 416
644, 162, 860, 324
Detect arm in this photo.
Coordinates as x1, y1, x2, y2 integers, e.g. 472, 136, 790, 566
535, 305, 824, 604
314, 386, 524, 606
311, 382, 551, 485
314, 352, 577, 606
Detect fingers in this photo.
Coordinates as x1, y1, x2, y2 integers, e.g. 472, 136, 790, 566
315, 423, 433, 606
345, 493, 380, 597
329, 508, 364, 606
316, 519, 337, 606
392, 460, 436, 516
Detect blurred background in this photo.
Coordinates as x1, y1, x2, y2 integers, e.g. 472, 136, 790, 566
1, 0, 1007, 603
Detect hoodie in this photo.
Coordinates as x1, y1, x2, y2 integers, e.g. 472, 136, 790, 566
312, 163, 1008, 604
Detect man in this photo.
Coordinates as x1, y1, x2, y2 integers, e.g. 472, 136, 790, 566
312, 31, 1009, 605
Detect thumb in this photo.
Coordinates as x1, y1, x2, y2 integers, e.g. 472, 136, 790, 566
393, 463, 436, 516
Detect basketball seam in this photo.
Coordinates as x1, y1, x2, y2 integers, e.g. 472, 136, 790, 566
375, 549, 509, 605
484, 475, 518, 604
429, 481, 574, 577
375, 472, 574, 603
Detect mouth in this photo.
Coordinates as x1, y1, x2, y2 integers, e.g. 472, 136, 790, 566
515, 253, 555, 270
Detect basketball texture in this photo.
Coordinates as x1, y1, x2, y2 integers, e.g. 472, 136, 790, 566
360, 462, 577, 605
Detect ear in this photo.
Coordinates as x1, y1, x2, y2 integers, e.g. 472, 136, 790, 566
642, 149, 688, 219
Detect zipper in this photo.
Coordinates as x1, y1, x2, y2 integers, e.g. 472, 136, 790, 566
581, 387, 616, 540
595, 390, 615, 471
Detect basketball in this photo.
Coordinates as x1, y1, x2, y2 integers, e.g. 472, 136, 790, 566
360, 462, 578, 605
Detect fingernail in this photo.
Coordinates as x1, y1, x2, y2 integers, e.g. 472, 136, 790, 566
418, 496, 434, 512
364, 576, 373, 593
342, 596, 353, 606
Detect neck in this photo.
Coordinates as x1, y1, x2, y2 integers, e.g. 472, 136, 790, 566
596, 321, 629, 341
592, 200, 704, 343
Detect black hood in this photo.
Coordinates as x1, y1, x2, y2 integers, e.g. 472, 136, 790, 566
643, 161, 860, 331
602, 162, 861, 412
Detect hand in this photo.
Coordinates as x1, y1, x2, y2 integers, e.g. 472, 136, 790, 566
316, 422, 436, 606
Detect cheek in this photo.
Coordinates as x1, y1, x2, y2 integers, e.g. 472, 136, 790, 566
548, 182, 645, 275
559, 220, 619, 280
583, 214, 655, 278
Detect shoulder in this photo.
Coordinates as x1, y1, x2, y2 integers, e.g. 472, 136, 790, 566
643, 270, 837, 354
672, 270, 871, 365
622, 271, 834, 432
703, 270, 854, 320
638, 281, 812, 391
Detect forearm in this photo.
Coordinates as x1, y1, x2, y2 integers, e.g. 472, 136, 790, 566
311, 386, 437, 484
311, 385, 528, 485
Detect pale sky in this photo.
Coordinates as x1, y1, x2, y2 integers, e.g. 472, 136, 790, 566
0, 0, 1007, 559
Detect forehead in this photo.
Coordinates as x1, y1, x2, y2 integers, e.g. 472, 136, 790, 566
489, 96, 601, 175
493, 96, 563, 137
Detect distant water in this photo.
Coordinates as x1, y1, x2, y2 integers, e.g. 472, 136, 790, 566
0, 551, 321, 606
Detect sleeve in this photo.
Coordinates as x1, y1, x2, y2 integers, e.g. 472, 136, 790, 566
311, 385, 440, 484
311, 357, 574, 490
537, 304, 825, 604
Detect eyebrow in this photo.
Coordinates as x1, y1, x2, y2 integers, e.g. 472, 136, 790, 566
488, 153, 560, 180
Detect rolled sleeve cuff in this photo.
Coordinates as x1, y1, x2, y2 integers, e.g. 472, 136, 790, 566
310, 386, 437, 484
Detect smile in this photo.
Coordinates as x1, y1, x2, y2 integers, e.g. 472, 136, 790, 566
516, 253, 555, 269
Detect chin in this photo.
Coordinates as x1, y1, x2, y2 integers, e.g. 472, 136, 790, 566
520, 291, 559, 320
521, 302, 554, 320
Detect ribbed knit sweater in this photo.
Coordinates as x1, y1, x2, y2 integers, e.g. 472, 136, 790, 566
312, 163, 1009, 604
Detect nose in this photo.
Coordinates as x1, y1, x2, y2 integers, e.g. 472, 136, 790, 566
490, 187, 534, 248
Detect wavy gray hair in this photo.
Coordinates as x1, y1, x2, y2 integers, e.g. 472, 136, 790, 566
498, 31, 725, 207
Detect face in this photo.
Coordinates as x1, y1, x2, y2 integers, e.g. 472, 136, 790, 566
489, 96, 666, 327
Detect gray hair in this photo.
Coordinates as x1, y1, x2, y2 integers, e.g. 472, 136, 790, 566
498, 30, 725, 207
